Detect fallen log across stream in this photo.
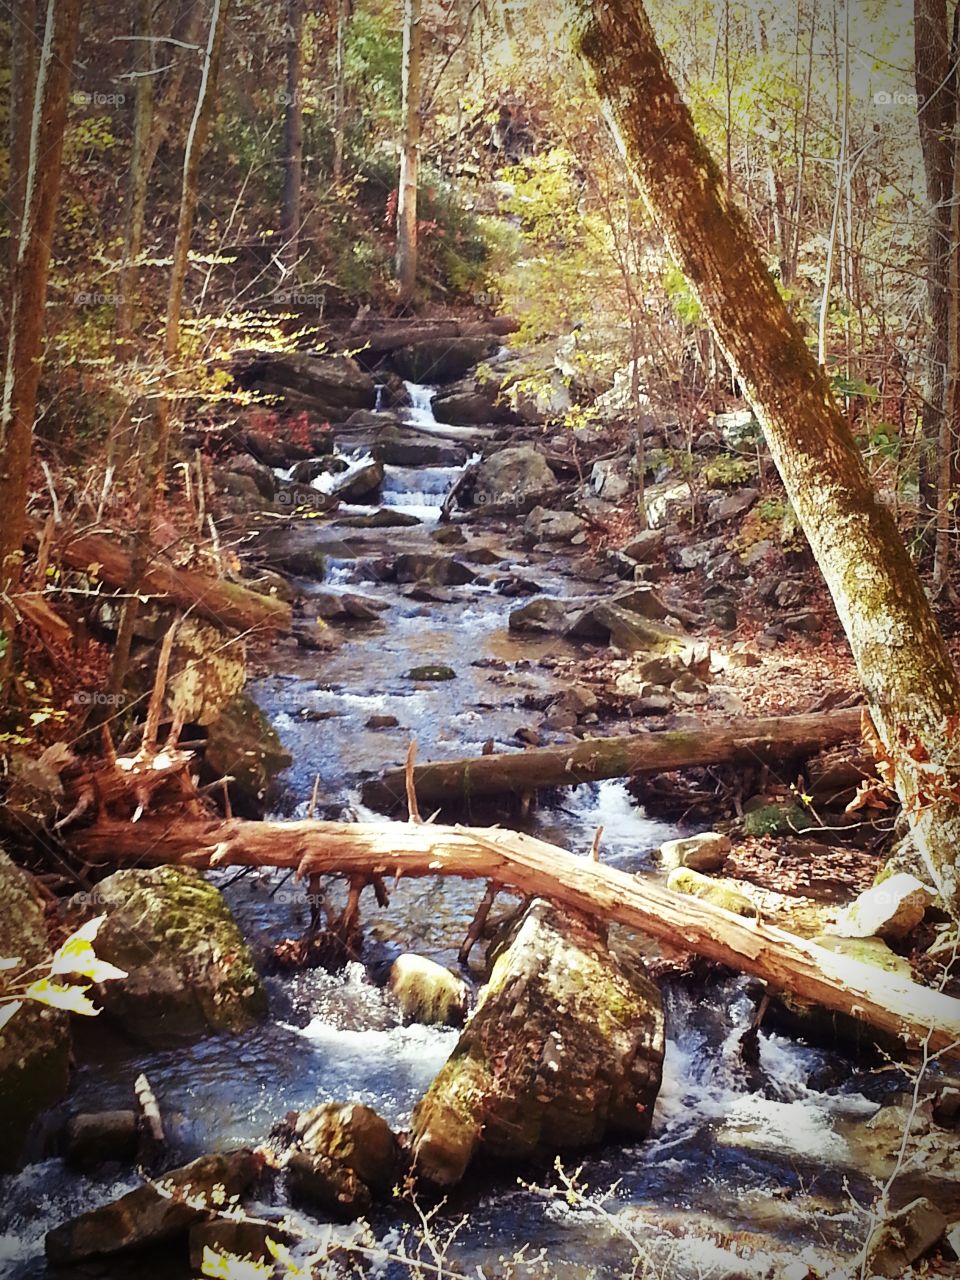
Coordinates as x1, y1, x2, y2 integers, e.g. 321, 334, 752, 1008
68, 813, 959, 1054
42, 529, 292, 634
361, 708, 866, 811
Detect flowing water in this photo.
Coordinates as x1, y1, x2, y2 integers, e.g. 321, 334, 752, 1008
0, 386, 925, 1279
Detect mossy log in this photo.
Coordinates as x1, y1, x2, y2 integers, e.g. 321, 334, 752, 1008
361, 709, 865, 811
67, 814, 960, 1054
48, 529, 291, 634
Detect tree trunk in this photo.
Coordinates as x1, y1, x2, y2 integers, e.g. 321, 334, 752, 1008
571, 0, 960, 921
281, 0, 304, 261
6, 0, 37, 278
110, 0, 232, 698
914, 0, 956, 544
396, 0, 422, 304
66, 814, 960, 1054
0, 0, 82, 678
361, 709, 864, 811
332, 0, 350, 186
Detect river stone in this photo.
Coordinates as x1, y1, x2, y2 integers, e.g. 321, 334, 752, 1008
390, 336, 497, 384
387, 954, 469, 1027
67, 866, 267, 1046
509, 596, 572, 635
374, 427, 467, 468
392, 553, 476, 587
657, 832, 731, 873
290, 456, 348, 484
330, 459, 384, 502
0, 848, 71, 1172
407, 664, 456, 682
666, 868, 758, 919
411, 899, 664, 1187
622, 529, 665, 564
473, 446, 555, 507
580, 602, 684, 654
432, 389, 502, 425
863, 1198, 947, 1277
524, 507, 584, 542
64, 1111, 139, 1168
834, 873, 936, 942
45, 1149, 261, 1264
204, 693, 292, 817
287, 1102, 399, 1219
237, 351, 376, 415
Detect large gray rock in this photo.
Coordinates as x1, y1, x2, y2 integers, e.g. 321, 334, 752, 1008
391, 336, 497, 384
374, 427, 467, 468
67, 867, 267, 1046
286, 1103, 399, 1219
411, 900, 664, 1186
0, 849, 70, 1171
834, 873, 937, 942
204, 692, 292, 817
657, 832, 731, 873
46, 1149, 260, 1264
473, 446, 555, 507
330, 458, 385, 502
524, 506, 584, 542
864, 1198, 947, 1277
238, 351, 376, 416
431, 388, 504, 425
391, 553, 477, 587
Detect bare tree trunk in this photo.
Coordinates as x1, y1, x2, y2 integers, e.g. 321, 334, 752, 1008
818, 0, 848, 368
142, 1, 206, 179
332, 0, 350, 186
0, 0, 81, 683
572, 0, 960, 919
281, 0, 303, 262
396, 0, 422, 305
110, 0, 232, 698
110, 0, 155, 468
6, 0, 38, 278
914, 0, 956, 540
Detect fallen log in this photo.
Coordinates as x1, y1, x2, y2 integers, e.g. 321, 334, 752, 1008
50, 530, 291, 634
362, 709, 866, 811
67, 814, 960, 1054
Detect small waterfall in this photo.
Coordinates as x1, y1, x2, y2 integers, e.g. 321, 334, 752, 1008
403, 381, 438, 427
374, 383, 385, 412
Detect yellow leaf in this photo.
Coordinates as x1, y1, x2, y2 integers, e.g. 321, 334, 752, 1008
202, 1246, 273, 1279
24, 979, 101, 1016
50, 933, 126, 982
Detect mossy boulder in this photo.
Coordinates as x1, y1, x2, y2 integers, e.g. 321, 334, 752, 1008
0, 848, 70, 1171
666, 867, 759, 919
204, 693, 292, 818
67, 867, 266, 1047
286, 1102, 400, 1220
387, 954, 469, 1027
742, 801, 809, 838
411, 900, 664, 1186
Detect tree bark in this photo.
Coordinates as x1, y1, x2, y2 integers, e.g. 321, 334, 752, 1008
6, 0, 37, 278
45, 527, 291, 633
332, 0, 350, 187
571, 0, 960, 920
281, 0, 304, 261
66, 814, 960, 1054
361, 709, 865, 811
0, 0, 81, 674
396, 0, 422, 304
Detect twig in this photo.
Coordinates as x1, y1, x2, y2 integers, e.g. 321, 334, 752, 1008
405, 740, 422, 824
134, 1071, 165, 1150
142, 618, 178, 754
590, 825, 604, 862
459, 879, 501, 965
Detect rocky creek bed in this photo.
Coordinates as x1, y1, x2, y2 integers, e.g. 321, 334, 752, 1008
2, 344, 959, 1280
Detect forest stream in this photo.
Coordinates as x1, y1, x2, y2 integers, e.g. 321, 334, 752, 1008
1, 380, 950, 1280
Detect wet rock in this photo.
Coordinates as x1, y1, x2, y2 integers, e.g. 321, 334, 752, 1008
391, 336, 497, 384
392, 553, 477, 587
863, 1198, 947, 1277
411, 900, 664, 1186
287, 1102, 399, 1219
344, 408, 400, 428
64, 1111, 139, 1169
387, 954, 469, 1027
330, 458, 385, 502
515, 726, 542, 746
375, 427, 467, 468
407, 664, 456, 682
666, 868, 758, 918
237, 351, 376, 416
524, 506, 584, 542
509, 597, 571, 635
66, 866, 267, 1046
45, 1148, 261, 1264
204, 692, 292, 817
584, 602, 684, 654
431, 388, 503, 425
834, 873, 936, 942
337, 508, 422, 528
462, 545, 504, 566
473, 446, 555, 507
431, 525, 467, 546
657, 833, 731, 873
622, 529, 665, 563
707, 488, 758, 524
313, 591, 387, 622
366, 715, 400, 730
0, 848, 70, 1172
290, 456, 348, 485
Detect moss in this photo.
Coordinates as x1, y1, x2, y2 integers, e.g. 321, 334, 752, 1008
742, 802, 808, 838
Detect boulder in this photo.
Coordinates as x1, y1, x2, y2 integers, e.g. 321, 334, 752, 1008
237, 352, 376, 416
64, 1111, 139, 1169
622, 529, 665, 564
473, 446, 555, 507
344, 409, 400, 428
286, 1103, 399, 1219
391, 337, 498, 384
0, 848, 70, 1172
336, 509, 422, 529
220, 454, 278, 500
411, 900, 664, 1186
657, 832, 731, 873
68, 866, 267, 1046
374, 427, 467, 468
391, 553, 476, 587
643, 481, 690, 529
431, 389, 501, 425
244, 420, 335, 468
591, 457, 632, 502
863, 1198, 947, 1278
666, 868, 758, 919
312, 591, 386, 622
524, 507, 584, 542
407, 665, 456, 682
508, 597, 574, 635
330, 459, 385, 502
289, 456, 348, 485
707, 488, 759, 524
834, 873, 936, 942
387, 954, 469, 1027
204, 692, 292, 817
46, 1149, 261, 1264
578, 602, 683, 654
164, 617, 247, 727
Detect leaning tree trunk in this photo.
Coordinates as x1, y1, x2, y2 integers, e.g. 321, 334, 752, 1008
396, 0, 422, 304
572, 0, 960, 919
281, 0, 304, 262
0, 0, 81, 681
